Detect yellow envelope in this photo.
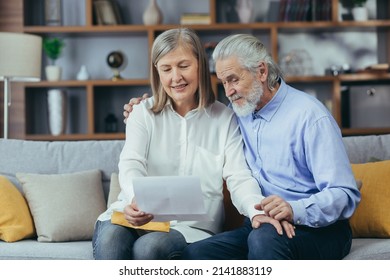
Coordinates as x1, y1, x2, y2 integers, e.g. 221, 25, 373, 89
111, 211, 170, 232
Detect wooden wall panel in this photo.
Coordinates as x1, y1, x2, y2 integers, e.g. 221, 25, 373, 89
0, 0, 25, 139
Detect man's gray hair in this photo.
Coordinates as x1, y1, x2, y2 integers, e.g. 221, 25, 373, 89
212, 34, 283, 90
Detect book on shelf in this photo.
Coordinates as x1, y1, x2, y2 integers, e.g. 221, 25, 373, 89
180, 13, 211, 25
278, 0, 331, 22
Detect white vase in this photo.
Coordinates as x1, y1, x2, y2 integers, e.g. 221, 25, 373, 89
142, 0, 163, 25
236, 0, 253, 23
45, 65, 62, 81
47, 89, 66, 136
76, 65, 90, 80
352, 7, 368, 21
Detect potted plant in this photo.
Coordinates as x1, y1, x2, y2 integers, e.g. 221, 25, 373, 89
352, 0, 367, 7
340, 0, 368, 21
351, 0, 368, 21
43, 37, 65, 81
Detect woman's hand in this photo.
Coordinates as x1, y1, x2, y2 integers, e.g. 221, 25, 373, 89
123, 199, 153, 226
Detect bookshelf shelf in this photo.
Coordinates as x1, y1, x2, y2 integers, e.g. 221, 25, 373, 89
2, 0, 389, 139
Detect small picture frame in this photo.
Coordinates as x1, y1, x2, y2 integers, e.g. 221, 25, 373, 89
94, 0, 122, 25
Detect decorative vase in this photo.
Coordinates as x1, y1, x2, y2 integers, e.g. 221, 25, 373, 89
142, 0, 163, 25
44, 0, 62, 26
47, 89, 66, 136
45, 65, 62, 81
236, 0, 253, 23
76, 65, 90, 80
352, 7, 368, 21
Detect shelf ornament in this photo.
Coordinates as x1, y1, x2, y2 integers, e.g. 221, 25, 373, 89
47, 89, 67, 136
340, 0, 368, 21
106, 51, 127, 81
143, 0, 163, 25
43, 37, 65, 81
235, 0, 253, 23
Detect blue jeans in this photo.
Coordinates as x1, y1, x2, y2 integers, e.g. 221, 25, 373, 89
182, 218, 352, 260
92, 220, 187, 260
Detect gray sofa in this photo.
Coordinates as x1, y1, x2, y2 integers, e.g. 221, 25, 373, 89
0, 134, 389, 260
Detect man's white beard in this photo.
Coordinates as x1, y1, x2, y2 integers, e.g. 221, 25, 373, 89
231, 81, 263, 117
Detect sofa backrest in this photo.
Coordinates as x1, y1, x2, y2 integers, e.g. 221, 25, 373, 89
342, 134, 390, 164
2, 134, 390, 201
0, 139, 125, 200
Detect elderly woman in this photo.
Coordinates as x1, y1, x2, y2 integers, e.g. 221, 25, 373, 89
92, 28, 278, 260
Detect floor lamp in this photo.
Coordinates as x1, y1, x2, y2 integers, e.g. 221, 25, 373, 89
0, 32, 42, 139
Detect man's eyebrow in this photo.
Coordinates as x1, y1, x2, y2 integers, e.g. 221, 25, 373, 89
221, 73, 237, 81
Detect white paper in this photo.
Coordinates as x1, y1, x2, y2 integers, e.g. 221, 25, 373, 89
132, 176, 211, 222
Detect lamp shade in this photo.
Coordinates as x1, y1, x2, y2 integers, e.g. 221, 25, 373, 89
0, 32, 42, 81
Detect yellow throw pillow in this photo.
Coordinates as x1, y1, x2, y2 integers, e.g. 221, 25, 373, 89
350, 160, 390, 237
0, 176, 35, 242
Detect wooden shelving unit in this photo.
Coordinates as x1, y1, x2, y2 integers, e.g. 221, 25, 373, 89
18, 0, 390, 140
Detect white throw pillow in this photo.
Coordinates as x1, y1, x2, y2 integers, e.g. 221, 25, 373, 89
16, 169, 106, 242
107, 173, 121, 208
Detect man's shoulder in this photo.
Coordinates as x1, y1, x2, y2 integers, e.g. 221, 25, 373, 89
285, 85, 330, 117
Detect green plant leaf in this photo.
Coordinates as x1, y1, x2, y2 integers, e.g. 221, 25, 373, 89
43, 38, 65, 63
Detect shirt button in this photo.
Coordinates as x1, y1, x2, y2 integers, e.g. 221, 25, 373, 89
296, 220, 301, 225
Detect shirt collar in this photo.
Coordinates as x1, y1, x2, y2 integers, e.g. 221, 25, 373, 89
203, 103, 212, 118
163, 98, 211, 118
253, 79, 287, 122
164, 98, 174, 111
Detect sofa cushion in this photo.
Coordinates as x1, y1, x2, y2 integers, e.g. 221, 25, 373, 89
0, 176, 35, 242
0, 239, 93, 260
344, 238, 390, 260
16, 169, 106, 242
107, 173, 121, 207
355, 179, 362, 190
349, 160, 390, 238
343, 134, 390, 164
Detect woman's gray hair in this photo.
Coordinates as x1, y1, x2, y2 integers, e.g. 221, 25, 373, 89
212, 34, 283, 90
150, 28, 214, 113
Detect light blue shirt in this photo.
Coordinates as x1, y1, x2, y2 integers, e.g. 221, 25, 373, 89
236, 80, 361, 227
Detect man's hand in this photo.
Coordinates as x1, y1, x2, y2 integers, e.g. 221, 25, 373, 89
123, 199, 153, 227
256, 194, 294, 223
252, 214, 295, 239
123, 93, 150, 123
